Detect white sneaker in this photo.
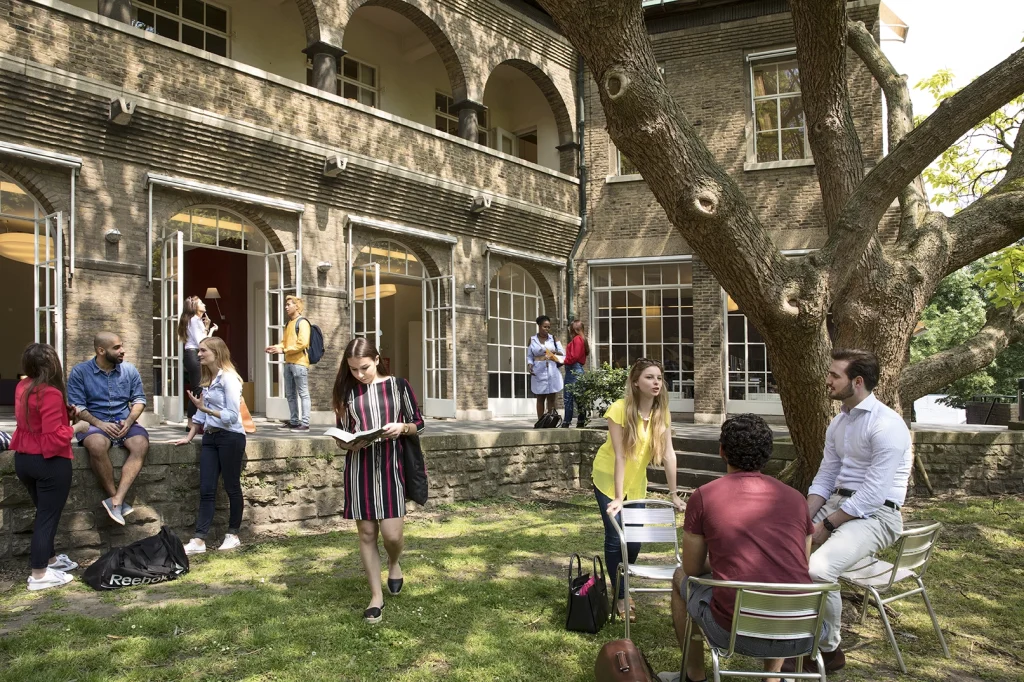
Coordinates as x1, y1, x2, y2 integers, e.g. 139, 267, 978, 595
27, 567, 73, 591
183, 539, 207, 556
218, 534, 241, 551
48, 554, 79, 571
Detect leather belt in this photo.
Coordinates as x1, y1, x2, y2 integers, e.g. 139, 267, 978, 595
834, 487, 900, 510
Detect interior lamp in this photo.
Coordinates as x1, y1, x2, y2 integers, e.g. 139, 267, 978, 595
0, 233, 55, 265
352, 284, 398, 300
205, 286, 226, 320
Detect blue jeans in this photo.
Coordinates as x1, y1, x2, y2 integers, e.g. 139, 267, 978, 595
563, 362, 585, 427
283, 363, 310, 426
195, 429, 246, 539
595, 486, 643, 598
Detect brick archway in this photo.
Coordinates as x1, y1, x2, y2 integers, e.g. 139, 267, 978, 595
488, 59, 574, 150
344, 0, 468, 101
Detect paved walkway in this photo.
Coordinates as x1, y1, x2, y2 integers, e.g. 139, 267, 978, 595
0, 413, 1004, 444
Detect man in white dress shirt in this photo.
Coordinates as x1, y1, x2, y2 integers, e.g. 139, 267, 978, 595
783, 348, 913, 674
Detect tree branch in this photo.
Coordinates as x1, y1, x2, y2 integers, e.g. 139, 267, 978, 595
789, 0, 865, 228
821, 44, 1024, 295
536, 0, 800, 326
846, 18, 928, 238
900, 304, 1024, 405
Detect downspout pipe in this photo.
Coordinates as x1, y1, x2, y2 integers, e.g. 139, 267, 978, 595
566, 52, 587, 325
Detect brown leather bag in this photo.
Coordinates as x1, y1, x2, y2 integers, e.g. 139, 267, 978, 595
239, 398, 256, 434
594, 639, 658, 682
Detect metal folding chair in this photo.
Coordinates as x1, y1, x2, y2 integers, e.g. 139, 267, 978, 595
839, 520, 949, 673
611, 499, 682, 639
681, 576, 839, 682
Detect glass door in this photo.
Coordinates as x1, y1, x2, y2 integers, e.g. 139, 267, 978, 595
155, 231, 183, 422
351, 263, 381, 349
34, 212, 64, 365
265, 248, 298, 420
423, 273, 456, 418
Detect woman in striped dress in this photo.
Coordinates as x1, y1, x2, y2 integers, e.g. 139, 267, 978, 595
332, 338, 424, 624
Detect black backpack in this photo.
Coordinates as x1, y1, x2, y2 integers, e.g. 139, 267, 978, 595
82, 526, 190, 590
296, 317, 325, 365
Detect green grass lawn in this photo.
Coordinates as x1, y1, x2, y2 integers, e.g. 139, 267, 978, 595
0, 494, 1021, 682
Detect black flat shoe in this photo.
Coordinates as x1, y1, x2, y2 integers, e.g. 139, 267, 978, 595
363, 604, 384, 624
387, 577, 404, 595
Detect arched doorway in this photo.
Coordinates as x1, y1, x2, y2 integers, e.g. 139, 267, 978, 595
487, 262, 544, 417
352, 238, 425, 400
0, 173, 62, 404
152, 205, 286, 422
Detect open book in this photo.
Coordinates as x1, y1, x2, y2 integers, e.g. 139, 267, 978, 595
323, 426, 386, 444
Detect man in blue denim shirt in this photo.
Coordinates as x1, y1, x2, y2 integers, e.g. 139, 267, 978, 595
67, 332, 150, 526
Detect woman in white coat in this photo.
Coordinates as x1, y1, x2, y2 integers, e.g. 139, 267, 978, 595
527, 315, 565, 422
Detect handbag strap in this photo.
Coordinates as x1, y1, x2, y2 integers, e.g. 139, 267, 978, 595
592, 555, 606, 581
567, 553, 582, 581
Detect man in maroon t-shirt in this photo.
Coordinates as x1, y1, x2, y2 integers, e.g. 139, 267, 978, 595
664, 414, 825, 682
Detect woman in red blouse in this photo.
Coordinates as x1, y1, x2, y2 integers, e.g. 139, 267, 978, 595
562, 320, 591, 428
10, 343, 89, 591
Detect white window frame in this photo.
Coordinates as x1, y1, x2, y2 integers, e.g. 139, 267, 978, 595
340, 56, 379, 108
131, 0, 230, 57
606, 144, 642, 183
589, 258, 694, 412
487, 262, 545, 416
745, 49, 813, 171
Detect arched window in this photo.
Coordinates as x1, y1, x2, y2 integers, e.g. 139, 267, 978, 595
354, 239, 423, 278
168, 206, 266, 253
488, 263, 544, 405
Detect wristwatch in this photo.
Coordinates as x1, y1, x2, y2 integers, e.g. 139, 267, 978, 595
822, 517, 837, 533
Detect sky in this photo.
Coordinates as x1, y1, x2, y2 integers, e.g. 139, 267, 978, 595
881, 0, 1024, 115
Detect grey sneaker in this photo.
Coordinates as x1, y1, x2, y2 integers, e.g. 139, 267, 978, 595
48, 554, 79, 571
278, 423, 298, 431
121, 502, 134, 517
101, 498, 125, 526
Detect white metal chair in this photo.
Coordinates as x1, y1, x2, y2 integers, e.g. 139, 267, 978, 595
839, 520, 949, 673
611, 499, 682, 639
681, 576, 839, 682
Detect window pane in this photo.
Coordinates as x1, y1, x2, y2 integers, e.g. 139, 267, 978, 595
155, 0, 179, 13
727, 315, 745, 341
618, 152, 638, 175
154, 14, 179, 39
779, 96, 804, 129
755, 100, 778, 132
752, 64, 778, 96
778, 61, 800, 93
343, 81, 358, 100
359, 88, 375, 107
781, 129, 804, 161
137, 8, 155, 26
181, 0, 203, 24
435, 92, 447, 113
181, 23, 203, 49
435, 114, 447, 132
644, 265, 661, 285
679, 263, 693, 285
477, 130, 489, 146
626, 267, 642, 287
609, 267, 626, 287
205, 33, 227, 57
343, 58, 359, 80
661, 264, 677, 284
205, 4, 227, 31
756, 132, 779, 162
190, 208, 217, 246
360, 65, 376, 87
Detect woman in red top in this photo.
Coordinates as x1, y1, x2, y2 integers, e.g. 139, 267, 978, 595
10, 343, 89, 591
562, 320, 590, 428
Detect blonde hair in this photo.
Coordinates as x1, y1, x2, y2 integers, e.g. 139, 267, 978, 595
622, 359, 670, 466
198, 337, 240, 387
286, 295, 305, 314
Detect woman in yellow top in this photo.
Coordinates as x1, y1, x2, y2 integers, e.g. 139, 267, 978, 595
592, 358, 684, 620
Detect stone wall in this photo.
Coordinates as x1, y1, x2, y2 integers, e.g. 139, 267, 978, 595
0, 430, 606, 561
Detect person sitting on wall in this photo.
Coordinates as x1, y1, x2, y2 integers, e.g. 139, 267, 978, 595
666, 414, 824, 682
66, 332, 150, 526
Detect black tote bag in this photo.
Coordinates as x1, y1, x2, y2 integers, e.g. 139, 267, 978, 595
565, 553, 610, 633
82, 526, 190, 591
401, 434, 429, 505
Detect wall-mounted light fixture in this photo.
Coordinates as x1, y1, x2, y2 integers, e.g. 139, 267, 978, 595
323, 154, 349, 177
104, 228, 122, 243
470, 194, 491, 214
463, 283, 477, 295
109, 97, 136, 126
317, 261, 333, 273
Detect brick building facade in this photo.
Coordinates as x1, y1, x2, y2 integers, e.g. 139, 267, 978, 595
0, 0, 887, 424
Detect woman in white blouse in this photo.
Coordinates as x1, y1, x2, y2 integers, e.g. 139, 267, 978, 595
176, 296, 218, 423
174, 336, 246, 555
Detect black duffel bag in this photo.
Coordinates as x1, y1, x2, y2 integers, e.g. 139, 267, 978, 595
82, 526, 190, 590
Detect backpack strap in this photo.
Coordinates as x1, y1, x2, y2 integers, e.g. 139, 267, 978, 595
295, 316, 310, 354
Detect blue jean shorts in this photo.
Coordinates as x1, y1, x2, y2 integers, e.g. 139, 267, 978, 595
686, 576, 827, 658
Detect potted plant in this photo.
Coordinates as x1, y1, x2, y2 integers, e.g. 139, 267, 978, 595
565, 363, 630, 427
